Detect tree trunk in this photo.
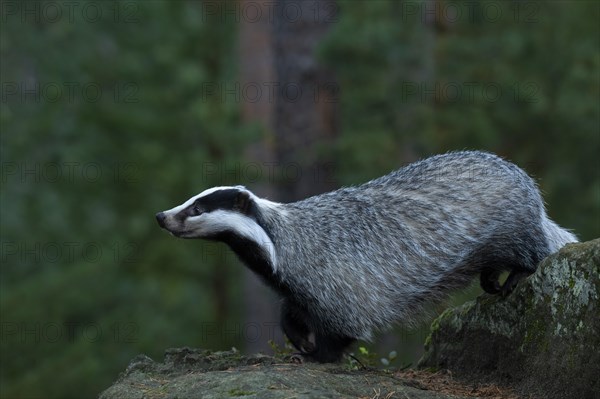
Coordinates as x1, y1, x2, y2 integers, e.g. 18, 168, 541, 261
237, 0, 339, 355
272, 0, 339, 201
238, 0, 282, 355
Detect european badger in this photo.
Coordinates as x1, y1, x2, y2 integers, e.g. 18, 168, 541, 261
156, 151, 577, 362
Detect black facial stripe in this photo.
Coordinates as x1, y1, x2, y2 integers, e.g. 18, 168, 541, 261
194, 189, 241, 213
180, 188, 259, 221
175, 189, 242, 221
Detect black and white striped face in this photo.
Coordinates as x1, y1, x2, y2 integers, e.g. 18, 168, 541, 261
156, 186, 256, 239
156, 186, 278, 268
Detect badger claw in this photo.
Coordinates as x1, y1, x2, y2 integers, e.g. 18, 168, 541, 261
289, 353, 305, 364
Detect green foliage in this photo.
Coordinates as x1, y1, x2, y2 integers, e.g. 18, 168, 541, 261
346, 346, 379, 369
346, 346, 406, 370
321, 0, 599, 240
2, 1, 598, 398
379, 350, 398, 368
268, 339, 295, 358
1, 1, 256, 398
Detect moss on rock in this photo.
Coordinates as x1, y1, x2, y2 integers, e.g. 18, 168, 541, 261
99, 348, 477, 399
419, 239, 600, 399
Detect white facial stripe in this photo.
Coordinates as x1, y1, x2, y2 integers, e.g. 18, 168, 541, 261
164, 197, 195, 216
190, 210, 278, 271
197, 185, 243, 198
243, 189, 283, 212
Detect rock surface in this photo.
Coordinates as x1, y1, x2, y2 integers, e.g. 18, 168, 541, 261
419, 239, 600, 399
99, 347, 516, 399
100, 240, 599, 399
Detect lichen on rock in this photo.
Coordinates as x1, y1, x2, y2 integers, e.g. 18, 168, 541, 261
419, 239, 600, 399
99, 347, 484, 399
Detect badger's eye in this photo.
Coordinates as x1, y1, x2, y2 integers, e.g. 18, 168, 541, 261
192, 205, 202, 216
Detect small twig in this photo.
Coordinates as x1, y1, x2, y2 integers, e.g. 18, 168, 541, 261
349, 353, 367, 369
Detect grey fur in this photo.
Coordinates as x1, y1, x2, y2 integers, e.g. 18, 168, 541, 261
157, 151, 577, 361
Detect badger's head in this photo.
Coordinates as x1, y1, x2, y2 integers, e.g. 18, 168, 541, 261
156, 186, 278, 270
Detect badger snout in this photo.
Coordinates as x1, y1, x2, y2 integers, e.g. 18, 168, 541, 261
155, 212, 166, 228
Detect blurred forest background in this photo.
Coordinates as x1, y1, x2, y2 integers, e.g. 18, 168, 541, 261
1, 0, 598, 398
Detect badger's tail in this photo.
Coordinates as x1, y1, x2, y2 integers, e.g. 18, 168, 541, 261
542, 215, 578, 253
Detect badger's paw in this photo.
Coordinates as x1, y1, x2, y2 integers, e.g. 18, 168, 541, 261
286, 352, 306, 364
501, 270, 530, 298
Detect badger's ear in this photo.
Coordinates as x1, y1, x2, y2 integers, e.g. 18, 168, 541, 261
234, 190, 252, 214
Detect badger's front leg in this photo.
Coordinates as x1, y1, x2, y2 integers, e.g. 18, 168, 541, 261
280, 299, 315, 354
308, 332, 355, 363
280, 299, 355, 363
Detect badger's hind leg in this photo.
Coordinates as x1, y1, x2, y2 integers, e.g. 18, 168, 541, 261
480, 268, 503, 294
501, 267, 532, 297
480, 266, 533, 296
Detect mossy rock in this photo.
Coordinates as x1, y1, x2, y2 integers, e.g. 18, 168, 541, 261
419, 239, 600, 399
100, 347, 483, 399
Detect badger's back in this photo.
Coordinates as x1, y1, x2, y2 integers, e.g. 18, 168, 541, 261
267, 151, 576, 339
